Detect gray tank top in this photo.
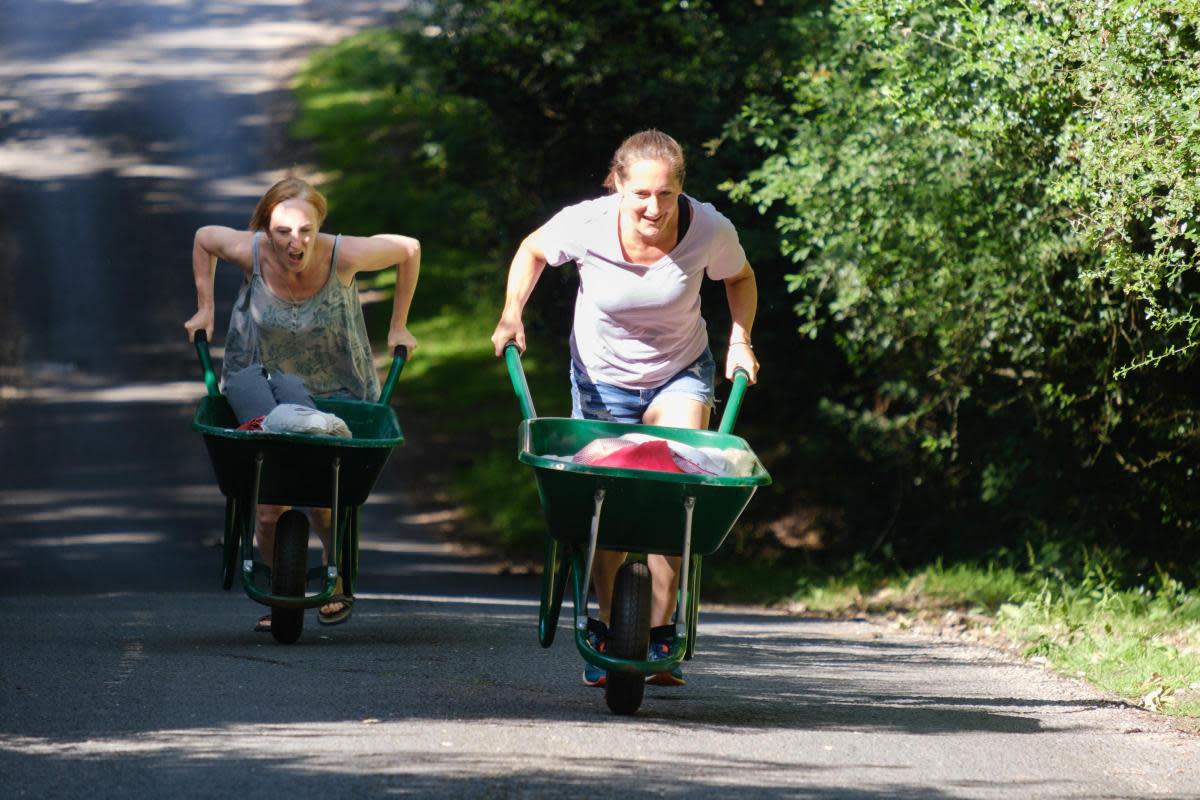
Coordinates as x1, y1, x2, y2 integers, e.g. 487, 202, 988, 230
221, 232, 380, 400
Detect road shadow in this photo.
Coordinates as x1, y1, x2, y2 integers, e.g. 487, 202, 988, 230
0, 590, 1165, 798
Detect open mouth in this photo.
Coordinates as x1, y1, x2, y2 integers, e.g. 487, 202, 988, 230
287, 250, 304, 266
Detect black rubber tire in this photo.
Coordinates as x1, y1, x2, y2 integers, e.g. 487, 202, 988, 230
270, 509, 308, 645
605, 560, 652, 715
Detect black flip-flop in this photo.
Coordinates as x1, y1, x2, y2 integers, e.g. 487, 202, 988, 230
318, 595, 354, 626
254, 613, 271, 632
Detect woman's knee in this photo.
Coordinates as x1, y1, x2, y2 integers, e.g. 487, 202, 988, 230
643, 396, 710, 429
309, 507, 331, 531
256, 504, 288, 529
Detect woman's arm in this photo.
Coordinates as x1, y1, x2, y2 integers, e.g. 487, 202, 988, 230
723, 261, 760, 383
184, 226, 253, 342
336, 234, 422, 352
491, 228, 549, 356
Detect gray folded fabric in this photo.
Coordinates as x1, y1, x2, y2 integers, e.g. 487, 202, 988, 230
266, 372, 315, 407
261, 404, 352, 438
224, 365, 315, 424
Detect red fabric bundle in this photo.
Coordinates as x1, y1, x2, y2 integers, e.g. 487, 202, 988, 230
591, 439, 685, 473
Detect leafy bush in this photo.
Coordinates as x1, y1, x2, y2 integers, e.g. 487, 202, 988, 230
727, 0, 1200, 573
1065, 2, 1200, 371
295, 2, 810, 255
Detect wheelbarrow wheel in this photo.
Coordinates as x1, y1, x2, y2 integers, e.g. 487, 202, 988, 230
270, 509, 308, 645
605, 560, 651, 715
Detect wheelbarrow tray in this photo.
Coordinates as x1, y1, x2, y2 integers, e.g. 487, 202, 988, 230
193, 396, 404, 507
518, 417, 770, 556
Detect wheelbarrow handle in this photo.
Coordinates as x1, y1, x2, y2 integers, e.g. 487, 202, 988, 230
193, 330, 220, 398
378, 345, 408, 405
716, 368, 751, 435
503, 341, 537, 421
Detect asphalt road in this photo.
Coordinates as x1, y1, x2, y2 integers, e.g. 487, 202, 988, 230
1, 2, 1199, 798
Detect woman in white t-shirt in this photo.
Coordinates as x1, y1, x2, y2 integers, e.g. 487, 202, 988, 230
491, 130, 759, 688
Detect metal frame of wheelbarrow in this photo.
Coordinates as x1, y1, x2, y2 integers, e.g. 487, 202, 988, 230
191, 331, 407, 611
504, 343, 771, 682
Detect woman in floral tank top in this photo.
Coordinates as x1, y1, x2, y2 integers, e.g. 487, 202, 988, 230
185, 177, 421, 632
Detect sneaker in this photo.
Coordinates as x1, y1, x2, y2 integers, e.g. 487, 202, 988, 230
646, 625, 685, 686
582, 618, 608, 688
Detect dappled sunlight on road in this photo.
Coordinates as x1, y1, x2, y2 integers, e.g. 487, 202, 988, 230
0, 7, 401, 185
15, 531, 167, 547
0, 379, 205, 403
3, 587, 1198, 797
357, 537, 470, 556
0, 721, 923, 796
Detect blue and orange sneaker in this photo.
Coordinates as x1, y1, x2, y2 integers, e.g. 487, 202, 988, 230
646, 625, 685, 686
582, 618, 608, 688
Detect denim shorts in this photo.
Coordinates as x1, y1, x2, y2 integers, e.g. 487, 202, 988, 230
570, 348, 716, 423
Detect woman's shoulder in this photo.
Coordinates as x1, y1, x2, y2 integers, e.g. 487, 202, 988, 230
197, 225, 257, 269
682, 195, 738, 243
551, 194, 618, 225
684, 195, 733, 227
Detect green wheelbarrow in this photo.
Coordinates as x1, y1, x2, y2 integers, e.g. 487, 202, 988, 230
191, 331, 408, 644
504, 344, 772, 715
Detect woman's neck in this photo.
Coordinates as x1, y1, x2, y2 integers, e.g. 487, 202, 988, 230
619, 215, 679, 265
263, 238, 326, 299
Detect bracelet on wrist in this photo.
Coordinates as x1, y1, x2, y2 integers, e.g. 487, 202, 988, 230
730, 340, 753, 350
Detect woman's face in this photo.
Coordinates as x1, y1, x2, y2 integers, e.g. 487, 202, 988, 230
616, 158, 681, 243
267, 198, 320, 273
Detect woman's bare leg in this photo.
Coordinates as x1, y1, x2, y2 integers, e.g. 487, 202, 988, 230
254, 503, 288, 566
305, 507, 349, 616
309, 506, 332, 563
252, 504, 287, 628
590, 550, 627, 624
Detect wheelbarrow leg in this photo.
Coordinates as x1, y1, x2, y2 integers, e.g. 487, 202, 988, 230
344, 504, 360, 596
575, 487, 607, 636
240, 452, 265, 588
685, 554, 702, 659
323, 456, 341, 594
539, 534, 570, 647
675, 495, 696, 644
221, 496, 239, 590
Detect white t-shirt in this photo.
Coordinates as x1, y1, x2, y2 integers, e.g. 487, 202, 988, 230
539, 193, 746, 389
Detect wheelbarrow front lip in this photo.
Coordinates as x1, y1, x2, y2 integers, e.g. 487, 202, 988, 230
516, 416, 771, 487
193, 422, 403, 449
191, 396, 404, 449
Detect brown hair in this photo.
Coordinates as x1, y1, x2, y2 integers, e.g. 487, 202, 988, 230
603, 129, 686, 192
248, 177, 328, 231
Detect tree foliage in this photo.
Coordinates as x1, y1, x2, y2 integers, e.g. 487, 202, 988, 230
1064, 1, 1200, 372
295, 0, 808, 259
728, 0, 1200, 569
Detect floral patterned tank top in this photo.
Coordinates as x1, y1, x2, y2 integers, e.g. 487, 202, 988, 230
221, 232, 380, 400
